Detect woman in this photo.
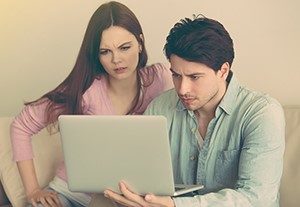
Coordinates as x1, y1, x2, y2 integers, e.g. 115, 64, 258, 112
11, 1, 172, 207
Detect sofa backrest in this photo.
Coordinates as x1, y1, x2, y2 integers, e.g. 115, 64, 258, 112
0, 117, 63, 207
280, 106, 300, 207
0, 106, 299, 206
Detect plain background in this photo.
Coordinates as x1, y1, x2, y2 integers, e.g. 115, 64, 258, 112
1, 0, 299, 116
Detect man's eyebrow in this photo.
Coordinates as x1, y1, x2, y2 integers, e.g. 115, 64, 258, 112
170, 68, 205, 76
170, 68, 177, 74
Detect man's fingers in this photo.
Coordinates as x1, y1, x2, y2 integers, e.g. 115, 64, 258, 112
119, 182, 147, 205
145, 194, 175, 207
105, 189, 141, 207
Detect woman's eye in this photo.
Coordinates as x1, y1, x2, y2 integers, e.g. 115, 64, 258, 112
120, 46, 130, 51
99, 50, 109, 55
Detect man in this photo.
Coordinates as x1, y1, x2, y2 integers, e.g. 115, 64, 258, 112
104, 16, 285, 207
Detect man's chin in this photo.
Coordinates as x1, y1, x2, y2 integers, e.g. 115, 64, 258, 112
183, 104, 195, 111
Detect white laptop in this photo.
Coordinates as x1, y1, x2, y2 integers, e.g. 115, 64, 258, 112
58, 115, 203, 196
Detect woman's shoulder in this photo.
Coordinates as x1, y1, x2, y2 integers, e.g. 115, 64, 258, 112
140, 63, 170, 82
82, 76, 107, 103
84, 76, 105, 93
140, 63, 173, 91
141, 63, 167, 74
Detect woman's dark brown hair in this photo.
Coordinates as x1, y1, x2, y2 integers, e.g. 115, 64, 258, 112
26, 1, 149, 129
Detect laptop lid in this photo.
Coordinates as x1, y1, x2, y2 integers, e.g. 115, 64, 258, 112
58, 115, 203, 196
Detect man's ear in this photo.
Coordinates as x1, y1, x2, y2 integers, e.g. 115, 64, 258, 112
218, 62, 230, 80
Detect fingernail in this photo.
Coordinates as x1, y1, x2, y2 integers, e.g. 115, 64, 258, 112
119, 182, 125, 188
145, 194, 152, 201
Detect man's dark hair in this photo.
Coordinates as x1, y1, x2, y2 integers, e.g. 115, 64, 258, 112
164, 15, 234, 71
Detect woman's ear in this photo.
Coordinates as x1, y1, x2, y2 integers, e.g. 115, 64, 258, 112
139, 34, 144, 52
139, 34, 144, 43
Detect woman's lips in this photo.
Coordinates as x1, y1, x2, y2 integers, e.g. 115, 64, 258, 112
114, 67, 127, 74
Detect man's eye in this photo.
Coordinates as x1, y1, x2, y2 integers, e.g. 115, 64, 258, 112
191, 76, 199, 80
120, 46, 131, 51
172, 73, 181, 78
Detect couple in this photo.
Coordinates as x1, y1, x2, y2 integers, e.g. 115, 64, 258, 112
11, 1, 285, 207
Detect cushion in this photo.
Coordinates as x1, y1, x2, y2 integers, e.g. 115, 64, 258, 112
0, 117, 63, 207
280, 106, 300, 206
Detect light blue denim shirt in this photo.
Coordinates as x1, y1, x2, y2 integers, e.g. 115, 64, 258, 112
144, 74, 285, 207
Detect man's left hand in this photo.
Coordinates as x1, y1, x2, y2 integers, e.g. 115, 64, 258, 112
104, 181, 175, 207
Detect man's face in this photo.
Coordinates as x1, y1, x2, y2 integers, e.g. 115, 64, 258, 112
170, 55, 227, 112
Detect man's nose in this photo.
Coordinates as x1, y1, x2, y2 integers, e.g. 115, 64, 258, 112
178, 78, 190, 96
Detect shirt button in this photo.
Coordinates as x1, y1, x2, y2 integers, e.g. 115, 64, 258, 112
190, 156, 196, 161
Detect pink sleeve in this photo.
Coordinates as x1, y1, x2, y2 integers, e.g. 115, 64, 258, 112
153, 63, 173, 91
10, 100, 49, 161
158, 63, 173, 91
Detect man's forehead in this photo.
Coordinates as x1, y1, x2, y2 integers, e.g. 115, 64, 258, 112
170, 56, 210, 74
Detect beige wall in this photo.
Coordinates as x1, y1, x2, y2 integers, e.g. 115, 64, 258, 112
1, 0, 299, 116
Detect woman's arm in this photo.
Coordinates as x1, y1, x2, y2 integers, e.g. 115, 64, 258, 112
17, 159, 40, 197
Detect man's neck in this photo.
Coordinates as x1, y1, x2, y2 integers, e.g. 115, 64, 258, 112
194, 81, 228, 137
196, 85, 227, 118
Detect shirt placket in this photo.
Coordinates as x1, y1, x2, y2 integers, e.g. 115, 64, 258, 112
196, 114, 218, 186
186, 111, 201, 184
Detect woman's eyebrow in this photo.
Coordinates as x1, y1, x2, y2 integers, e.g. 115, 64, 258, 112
100, 41, 133, 50
117, 41, 132, 48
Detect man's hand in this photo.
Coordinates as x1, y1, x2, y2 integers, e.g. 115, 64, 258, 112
104, 181, 175, 207
27, 188, 62, 207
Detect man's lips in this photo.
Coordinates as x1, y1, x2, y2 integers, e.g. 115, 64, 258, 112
180, 97, 195, 104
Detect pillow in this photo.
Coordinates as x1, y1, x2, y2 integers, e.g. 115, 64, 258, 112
0, 117, 63, 207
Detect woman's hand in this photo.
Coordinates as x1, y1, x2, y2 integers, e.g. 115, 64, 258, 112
27, 188, 62, 207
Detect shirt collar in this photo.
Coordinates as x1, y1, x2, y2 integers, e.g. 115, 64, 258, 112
218, 71, 239, 115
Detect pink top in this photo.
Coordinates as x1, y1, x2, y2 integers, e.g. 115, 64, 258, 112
11, 63, 172, 181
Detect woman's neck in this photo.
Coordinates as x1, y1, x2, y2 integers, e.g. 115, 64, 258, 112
106, 71, 139, 115
107, 71, 138, 96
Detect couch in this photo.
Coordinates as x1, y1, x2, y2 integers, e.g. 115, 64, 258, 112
0, 106, 299, 207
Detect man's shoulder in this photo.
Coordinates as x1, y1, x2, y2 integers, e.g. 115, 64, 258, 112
150, 88, 178, 107
240, 86, 280, 105
237, 86, 283, 116
145, 88, 178, 115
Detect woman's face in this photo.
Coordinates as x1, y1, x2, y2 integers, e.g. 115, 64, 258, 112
99, 26, 141, 80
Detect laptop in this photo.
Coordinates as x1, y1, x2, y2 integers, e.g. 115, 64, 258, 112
58, 115, 203, 196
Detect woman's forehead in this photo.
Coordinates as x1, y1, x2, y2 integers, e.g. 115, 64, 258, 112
100, 26, 137, 48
